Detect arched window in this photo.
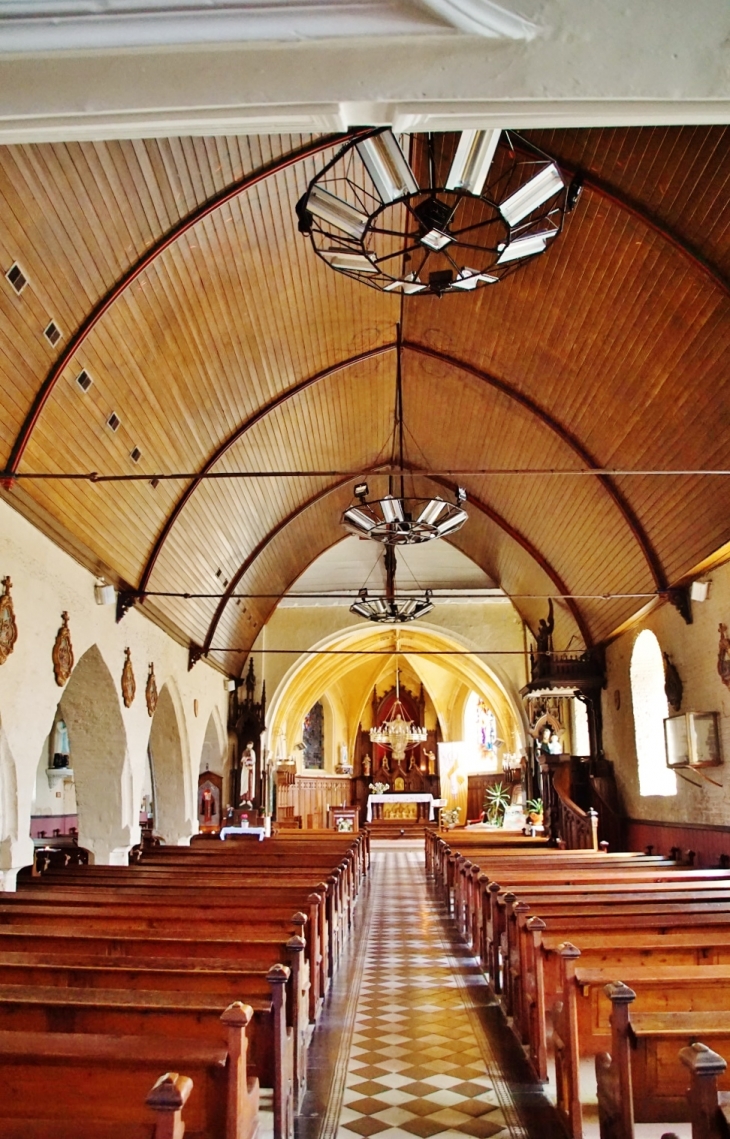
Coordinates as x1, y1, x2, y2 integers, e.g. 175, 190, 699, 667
630, 630, 676, 797
302, 701, 325, 770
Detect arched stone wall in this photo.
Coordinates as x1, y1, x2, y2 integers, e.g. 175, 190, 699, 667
58, 644, 132, 864
0, 716, 19, 888
149, 681, 195, 844
200, 709, 226, 776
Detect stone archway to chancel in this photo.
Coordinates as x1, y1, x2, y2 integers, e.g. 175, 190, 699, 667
267, 622, 527, 824
148, 680, 195, 845
56, 644, 133, 864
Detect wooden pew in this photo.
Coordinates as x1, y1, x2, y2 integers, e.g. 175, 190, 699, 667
595, 983, 730, 1139
554, 950, 730, 1138
4, 832, 363, 1137
0, 1003, 256, 1139
0, 907, 309, 1114
2, 888, 326, 1022
513, 901, 730, 1080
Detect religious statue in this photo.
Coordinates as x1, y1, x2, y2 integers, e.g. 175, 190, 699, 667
362, 754, 371, 777
201, 786, 214, 825
536, 599, 554, 656
424, 749, 436, 776
381, 752, 390, 772
408, 752, 417, 770
240, 742, 256, 804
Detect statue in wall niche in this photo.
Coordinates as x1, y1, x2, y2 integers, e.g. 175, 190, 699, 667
362, 754, 371, 777
240, 742, 256, 803
0, 577, 18, 666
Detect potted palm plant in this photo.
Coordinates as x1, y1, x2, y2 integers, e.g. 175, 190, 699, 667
484, 782, 512, 827
526, 797, 543, 825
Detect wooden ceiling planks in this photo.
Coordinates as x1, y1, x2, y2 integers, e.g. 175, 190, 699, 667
0, 135, 297, 456
527, 126, 730, 281
0, 125, 729, 659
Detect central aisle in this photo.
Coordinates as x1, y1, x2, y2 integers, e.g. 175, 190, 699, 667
302, 845, 560, 1139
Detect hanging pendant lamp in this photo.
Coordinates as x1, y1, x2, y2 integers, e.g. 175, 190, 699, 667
342, 325, 468, 547
350, 546, 434, 624
296, 128, 579, 297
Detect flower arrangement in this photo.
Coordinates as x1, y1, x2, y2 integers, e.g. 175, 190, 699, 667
440, 807, 460, 829
369, 782, 389, 795
484, 781, 511, 826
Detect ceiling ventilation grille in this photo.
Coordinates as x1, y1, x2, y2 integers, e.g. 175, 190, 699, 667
107, 412, 120, 432
130, 446, 141, 463
44, 320, 62, 346
6, 262, 27, 294
76, 370, 92, 393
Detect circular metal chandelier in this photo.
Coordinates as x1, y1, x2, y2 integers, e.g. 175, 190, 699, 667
296, 128, 579, 297
343, 488, 467, 546
351, 587, 434, 624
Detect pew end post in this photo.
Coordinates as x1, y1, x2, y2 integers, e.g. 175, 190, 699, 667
596, 981, 636, 1139
220, 1001, 260, 1139
146, 1071, 194, 1139
554, 941, 582, 1136
267, 963, 294, 1139
286, 931, 308, 1110
680, 1042, 729, 1139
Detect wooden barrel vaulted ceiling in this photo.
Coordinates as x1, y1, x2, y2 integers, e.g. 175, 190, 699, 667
1, 126, 729, 672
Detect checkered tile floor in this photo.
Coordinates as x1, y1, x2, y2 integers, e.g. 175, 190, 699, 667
330, 848, 521, 1139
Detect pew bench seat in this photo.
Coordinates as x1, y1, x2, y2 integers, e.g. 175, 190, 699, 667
0, 1028, 229, 1139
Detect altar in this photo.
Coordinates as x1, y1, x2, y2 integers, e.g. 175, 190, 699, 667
366, 793, 437, 823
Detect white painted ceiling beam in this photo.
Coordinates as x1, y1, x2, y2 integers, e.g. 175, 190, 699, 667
0, 0, 728, 142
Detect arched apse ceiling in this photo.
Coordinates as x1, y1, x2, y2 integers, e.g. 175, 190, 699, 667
0, 126, 729, 670
266, 623, 527, 765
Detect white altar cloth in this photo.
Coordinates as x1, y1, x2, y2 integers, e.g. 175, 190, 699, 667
366, 793, 436, 823
220, 826, 266, 841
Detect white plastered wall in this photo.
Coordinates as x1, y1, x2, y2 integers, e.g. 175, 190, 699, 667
0, 496, 228, 887
603, 559, 730, 827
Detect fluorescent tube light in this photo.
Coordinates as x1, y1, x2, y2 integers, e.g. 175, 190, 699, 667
420, 229, 452, 251
445, 129, 501, 195
308, 185, 369, 238
417, 499, 447, 526
343, 507, 376, 532
436, 512, 467, 536
496, 231, 555, 264
357, 131, 419, 203
381, 496, 405, 523
321, 250, 378, 273
500, 164, 564, 226
384, 273, 427, 294
450, 269, 498, 290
